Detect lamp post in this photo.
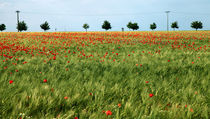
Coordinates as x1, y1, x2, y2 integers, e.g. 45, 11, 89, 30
165, 11, 170, 31
16, 10, 20, 32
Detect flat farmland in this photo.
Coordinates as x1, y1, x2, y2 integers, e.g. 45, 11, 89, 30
0, 31, 209, 119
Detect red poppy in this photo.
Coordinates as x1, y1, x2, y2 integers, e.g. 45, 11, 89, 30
9, 80, 13, 84
74, 117, 78, 119
190, 108, 194, 112
64, 96, 68, 99
43, 79, 47, 83
53, 56, 56, 60
118, 103, 121, 107
149, 94, 154, 97
145, 81, 149, 83
106, 110, 112, 116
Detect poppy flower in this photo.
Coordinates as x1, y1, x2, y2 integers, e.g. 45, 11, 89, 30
74, 117, 78, 119
149, 94, 154, 97
190, 108, 194, 112
43, 79, 47, 83
64, 96, 68, 99
9, 80, 13, 84
118, 103, 121, 107
145, 81, 149, 83
105, 110, 112, 116
53, 56, 56, 60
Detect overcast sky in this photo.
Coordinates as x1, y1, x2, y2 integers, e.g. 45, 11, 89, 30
0, 0, 210, 32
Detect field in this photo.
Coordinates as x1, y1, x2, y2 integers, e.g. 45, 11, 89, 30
0, 31, 209, 119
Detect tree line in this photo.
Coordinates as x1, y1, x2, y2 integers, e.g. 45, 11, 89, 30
0, 20, 203, 32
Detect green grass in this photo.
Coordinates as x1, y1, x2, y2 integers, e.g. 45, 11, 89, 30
0, 31, 209, 119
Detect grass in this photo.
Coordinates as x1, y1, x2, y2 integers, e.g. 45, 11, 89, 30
0, 31, 209, 119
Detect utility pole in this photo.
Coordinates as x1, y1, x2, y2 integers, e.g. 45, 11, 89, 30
16, 10, 20, 32
165, 11, 170, 31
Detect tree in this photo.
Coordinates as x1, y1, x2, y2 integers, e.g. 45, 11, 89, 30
191, 21, 203, 31
171, 21, 179, 31
0, 24, 6, 31
83, 23, 89, 32
102, 20, 111, 31
40, 21, 50, 31
127, 22, 139, 31
127, 22, 132, 30
131, 23, 139, 31
17, 21, 27, 32
150, 23, 157, 31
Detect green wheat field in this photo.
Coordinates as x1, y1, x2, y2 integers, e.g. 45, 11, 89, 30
0, 31, 209, 119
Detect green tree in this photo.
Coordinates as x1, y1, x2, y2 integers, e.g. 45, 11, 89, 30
127, 22, 139, 31
131, 23, 139, 31
191, 21, 203, 31
0, 24, 6, 32
150, 23, 157, 31
40, 21, 50, 31
83, 23, 89, 32
102, 20, 112, 31
17, 21, 28, 32
171, 21, 179, 31
127, 22, 132, 30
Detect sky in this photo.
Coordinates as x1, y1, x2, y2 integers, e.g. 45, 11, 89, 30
0, 0, 210, 32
